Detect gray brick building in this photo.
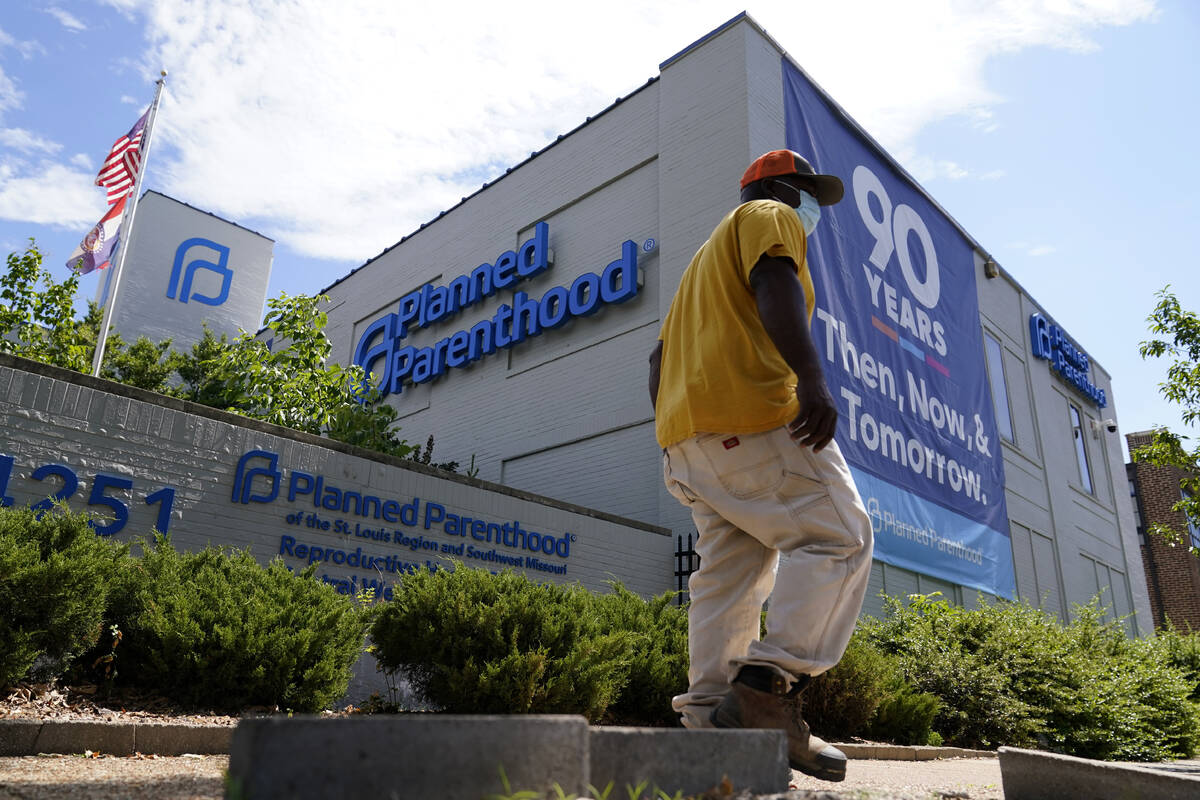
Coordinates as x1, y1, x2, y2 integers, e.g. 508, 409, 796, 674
311, 14, 1150, 631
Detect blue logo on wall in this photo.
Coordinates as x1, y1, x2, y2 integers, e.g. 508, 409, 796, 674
1029, 313, 1107, 408
167, 237, 233, 306
229, 448, 576, 565
353, 221, 641, 398
232, 449, 281, 504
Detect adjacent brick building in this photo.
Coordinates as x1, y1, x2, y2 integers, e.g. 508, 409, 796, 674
1127, 430, 1200, 630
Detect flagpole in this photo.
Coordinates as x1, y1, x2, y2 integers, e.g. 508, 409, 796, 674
91, 70, 167, 377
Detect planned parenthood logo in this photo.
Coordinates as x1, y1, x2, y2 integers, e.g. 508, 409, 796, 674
167, 237, 234, 306
231, 450, 281, 504
228, 448, 576, 576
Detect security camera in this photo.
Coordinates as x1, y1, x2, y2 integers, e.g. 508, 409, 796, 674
1090, 418, 1118, 437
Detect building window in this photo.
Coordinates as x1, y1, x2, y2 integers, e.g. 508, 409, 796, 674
1129, 476, 1145, 543
1183, 490, 1200, 552
1070, 404, 1093, 494
983, 332, 1014, 443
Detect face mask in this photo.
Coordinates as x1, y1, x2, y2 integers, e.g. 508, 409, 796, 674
795, 189, 821, 237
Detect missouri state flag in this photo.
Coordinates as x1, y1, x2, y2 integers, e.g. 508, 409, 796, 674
67, 195, 126, 274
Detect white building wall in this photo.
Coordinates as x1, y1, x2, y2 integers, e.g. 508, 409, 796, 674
104, 191, 274, 352
312, 14, 1150, 630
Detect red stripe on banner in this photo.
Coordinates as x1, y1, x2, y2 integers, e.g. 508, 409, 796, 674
926, 354, 951, 377
871, 315, 898, 341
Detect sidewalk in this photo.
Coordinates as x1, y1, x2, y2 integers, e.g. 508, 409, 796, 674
0, 754, 1002, 800
5, 716, 1199, 800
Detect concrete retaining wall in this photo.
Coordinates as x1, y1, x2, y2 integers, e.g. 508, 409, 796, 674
0, 353, 673, 600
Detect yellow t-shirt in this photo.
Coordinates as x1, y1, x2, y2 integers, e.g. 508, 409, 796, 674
655, 199, 814, 448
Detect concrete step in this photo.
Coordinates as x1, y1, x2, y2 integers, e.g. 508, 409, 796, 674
590, 725, 788, 796
0, 718, 231, 756
999, 746, 1200, 800
226, 715, 791, 799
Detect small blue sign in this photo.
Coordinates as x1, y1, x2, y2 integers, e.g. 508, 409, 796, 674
1029, 313, 1107, 408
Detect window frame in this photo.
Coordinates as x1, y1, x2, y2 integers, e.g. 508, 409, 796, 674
1069, 403, 1094, 494
982, 331, 1015, 444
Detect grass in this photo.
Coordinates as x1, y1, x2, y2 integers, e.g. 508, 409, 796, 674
485, 765, 700, 800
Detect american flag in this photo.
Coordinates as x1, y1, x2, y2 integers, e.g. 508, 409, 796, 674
95, 108, 149, 204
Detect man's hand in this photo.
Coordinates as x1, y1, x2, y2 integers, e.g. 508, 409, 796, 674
789, 375, 837, 452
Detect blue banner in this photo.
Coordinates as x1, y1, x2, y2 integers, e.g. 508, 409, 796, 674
782, 58, 1015, 598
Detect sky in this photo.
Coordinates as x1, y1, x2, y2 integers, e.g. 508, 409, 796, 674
0, 0, 1197, 454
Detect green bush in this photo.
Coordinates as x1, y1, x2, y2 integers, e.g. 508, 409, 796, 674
803, 630, 900, 739
865, 682, 940, 746
1147, 624, 1200, 702
591, 583, 688, 726
370, 566, 636, 721
108, 538, 371, 711
862, 593, 1200, 759
0, 505, 129, 688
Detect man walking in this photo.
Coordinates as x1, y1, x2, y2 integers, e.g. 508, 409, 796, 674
649, 150, 873, 782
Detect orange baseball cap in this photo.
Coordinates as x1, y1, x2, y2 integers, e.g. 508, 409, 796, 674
740, 150, 844, 206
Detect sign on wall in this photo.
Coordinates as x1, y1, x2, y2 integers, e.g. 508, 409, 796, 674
783, 58, 1015, 598
1029, 313, 1107, 408
102, 191, 274, 353
0, 357, 673, 601
352, 222, 642, 397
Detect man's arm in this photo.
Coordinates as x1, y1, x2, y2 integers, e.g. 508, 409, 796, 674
648, 340, 662, 410
749, 255, 838, 451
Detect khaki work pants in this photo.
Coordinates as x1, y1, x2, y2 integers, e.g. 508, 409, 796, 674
663, 426, 874, 729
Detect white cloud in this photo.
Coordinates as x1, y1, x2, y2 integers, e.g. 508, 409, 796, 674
0, 70, 21, 119
907, 157, 972, 182
70, 153, 93, 169
0, 26, 43, 60
0, 160, 105, 227
0, 28, 31, 121
1007, 241, 1058, 258
88, 0, 1157, 262
45, 7, 87, 33
0, 128, 62, 154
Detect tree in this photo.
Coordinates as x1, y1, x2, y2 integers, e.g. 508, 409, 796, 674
1133, 286, 1200, 554
101, 332, 184, 394
173, 325, 239, 408
0, 240, 92, 371
203, 292, 414, 457
1, 242, 417, 461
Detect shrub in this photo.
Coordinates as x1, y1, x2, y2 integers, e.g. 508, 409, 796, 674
803, 630, 900, 739
370, 566, 636, 721
0, 505, 129, 688
591, 583, 689, 726
861, 594, 1038, 749
863, 593, 1200, 759
108, 538, 371, 711
865, 682, 940, 746
1147, 624, 1200, 702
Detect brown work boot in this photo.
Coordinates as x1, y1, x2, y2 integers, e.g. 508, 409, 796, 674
710, 665, 847, 782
